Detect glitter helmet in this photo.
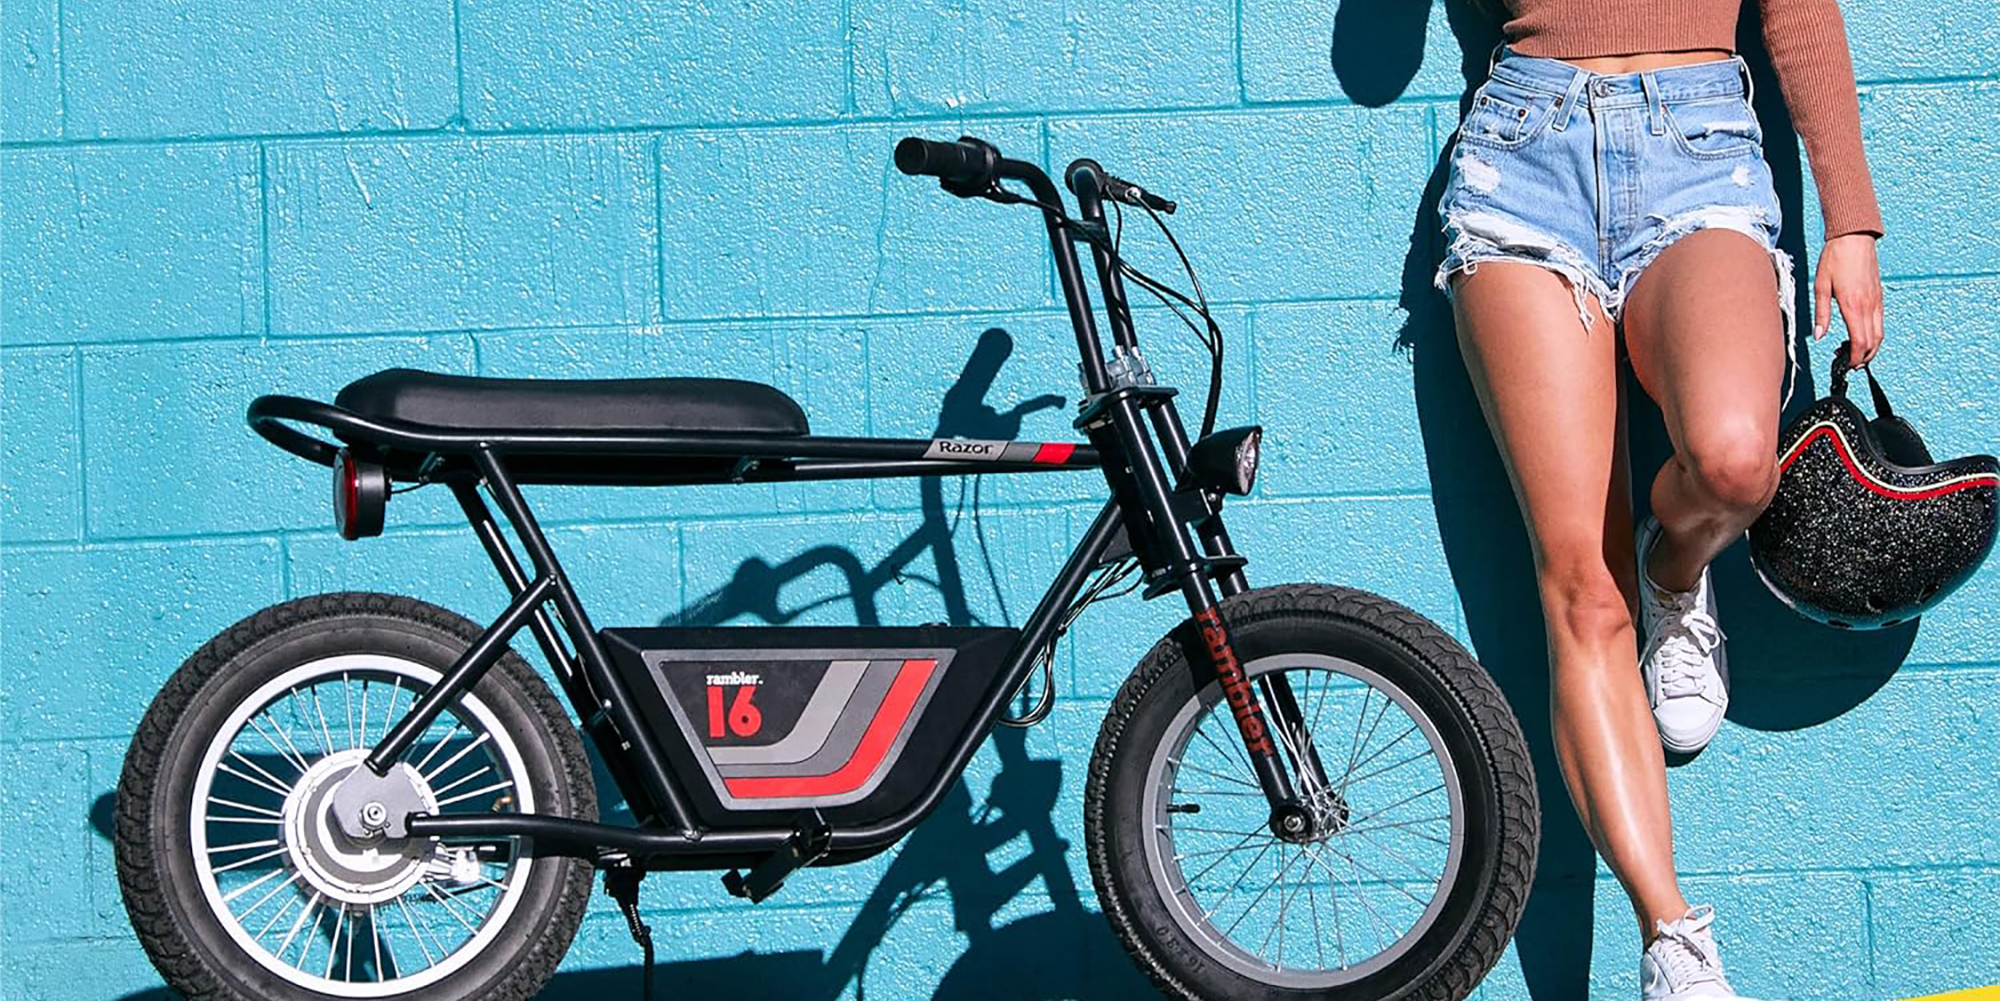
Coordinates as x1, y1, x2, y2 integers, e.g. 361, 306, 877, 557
1748, 345, 1999, 629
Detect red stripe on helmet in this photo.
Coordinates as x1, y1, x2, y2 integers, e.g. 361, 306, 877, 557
1780, 425, 1999, 502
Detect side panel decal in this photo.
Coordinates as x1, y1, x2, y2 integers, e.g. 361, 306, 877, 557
722, 658, 938, 800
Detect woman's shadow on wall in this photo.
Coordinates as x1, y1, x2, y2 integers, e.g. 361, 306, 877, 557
1334, 0, 1914, 994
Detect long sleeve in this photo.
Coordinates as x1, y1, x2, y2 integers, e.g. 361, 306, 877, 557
1758, 0, 1884, 238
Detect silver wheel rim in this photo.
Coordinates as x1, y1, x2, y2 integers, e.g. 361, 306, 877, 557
1141, 653, 1466, 988
187, 654, 537, 996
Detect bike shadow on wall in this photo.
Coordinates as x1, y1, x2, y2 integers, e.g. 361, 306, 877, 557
99, 327, 1151, 1000
1332, 0, 1914, 995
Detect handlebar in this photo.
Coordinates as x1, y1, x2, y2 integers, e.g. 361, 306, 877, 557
893, 136, 998, 189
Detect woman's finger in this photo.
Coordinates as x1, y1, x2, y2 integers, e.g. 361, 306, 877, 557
1813, 269, 1834, 340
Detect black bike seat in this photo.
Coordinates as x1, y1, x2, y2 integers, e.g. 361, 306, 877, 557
335, 368, 809, 435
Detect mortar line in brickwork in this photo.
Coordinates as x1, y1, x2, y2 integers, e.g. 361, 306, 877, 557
449, 0, 469, 130
279, 535, 294, 599
53, 0, 68, 139
258, 144, 272, 337
71, 345, 87, 542
840, 0, 857, 115
1862, 877, 1878, 990
1233, 0, 1248, 104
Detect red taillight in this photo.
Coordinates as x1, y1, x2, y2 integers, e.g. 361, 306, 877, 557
333, 449, 387, 540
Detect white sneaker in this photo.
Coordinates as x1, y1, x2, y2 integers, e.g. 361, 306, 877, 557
1637, 517, 1729, 753
1641, 905, 1754, 1000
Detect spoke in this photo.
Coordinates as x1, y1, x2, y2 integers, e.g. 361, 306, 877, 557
1221, 847, 1300, 939
382, 678, 406, 745
255, 888, 303, 941
308, 685, 338, 758
276, 891, 322, 964
1339, 692, 1395, 803
1319, 840, 1432, 908
1309, 668, 1333, 736
228, 749, 296, 799
1340, 814, 1453, 841
216, 761, 293, 799
1307, 872, 1330, 970
358, 680, 372, 749
396, 894, 437, 967
1349, 825, 1444, 889
1346, 726, 1420, 784
1197, 840, 1274, 924
343, 672, 357, 752
423, 882, 481, 935
325, 904, 348, 978
208, 796, 283, 818
249, 716, 312, 775
208, 838, 281, 855
212, 846, 288, 875
1183, 830, 1266, 885
369, 903, 385, 983
1262, 847, 1303, 963
1304, 841, 1390, 956
1192, 718, 1251, 774
208, 815, 282, 826
222, 866, 292, 906
1162, 824, 1273, 839
1167, 757, 1258, 790
237, 870, 305, 921
413, 719, 469, 776
1342, 784, 1445, 831
429, 764, 493, 799
433, 779, 513, 809
1168, 786, 1268, 798
423, 731, 493, 784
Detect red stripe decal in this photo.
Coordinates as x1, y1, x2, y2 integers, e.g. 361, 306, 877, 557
1031, 442, 1075, 464
1780, 425, 1998, 501
723, 658, 937, 800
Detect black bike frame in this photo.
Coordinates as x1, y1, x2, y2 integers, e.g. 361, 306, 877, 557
244, 148, 1319, 867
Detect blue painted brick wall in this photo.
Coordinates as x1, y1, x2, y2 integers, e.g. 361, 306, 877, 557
2, 0, 1995, 997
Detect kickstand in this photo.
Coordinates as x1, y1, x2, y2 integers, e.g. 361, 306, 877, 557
604, 867, 654, 1001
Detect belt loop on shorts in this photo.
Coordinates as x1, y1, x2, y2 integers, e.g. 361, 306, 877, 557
1487, 42, 1505, 78
1734, 54, 1756, 104
1640, 71, 1666, 136
1550, 70, 1589, 132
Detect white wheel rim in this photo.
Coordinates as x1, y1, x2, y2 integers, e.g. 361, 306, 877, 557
187, 654, 537, 996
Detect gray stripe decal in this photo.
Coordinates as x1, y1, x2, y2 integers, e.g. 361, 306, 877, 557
707, 659, 869, 766
919, 439, 1051, 463
714, 659, 899, 779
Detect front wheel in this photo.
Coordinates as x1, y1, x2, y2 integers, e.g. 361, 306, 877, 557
116, 592, 596, 1001
1086, 584, 1536, 1000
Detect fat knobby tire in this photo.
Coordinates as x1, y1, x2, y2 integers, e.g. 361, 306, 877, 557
115, 592, 597, 1001
1085, 584, 1538, 1001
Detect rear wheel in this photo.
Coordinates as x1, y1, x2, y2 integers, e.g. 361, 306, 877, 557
116, 592, 595, 1001
1086, 584, 1536, 1000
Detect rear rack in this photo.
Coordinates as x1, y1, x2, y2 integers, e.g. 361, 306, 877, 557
247, 394, 1102, 487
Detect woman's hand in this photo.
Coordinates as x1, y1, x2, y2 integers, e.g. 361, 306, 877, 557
1813, 232, 1884, 365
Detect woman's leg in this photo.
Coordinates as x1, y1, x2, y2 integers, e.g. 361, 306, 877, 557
1622, 229, 1788, 592
1452, 264, 1690, 934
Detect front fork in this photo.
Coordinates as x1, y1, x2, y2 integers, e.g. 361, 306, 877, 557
1082, 391, 1335, 839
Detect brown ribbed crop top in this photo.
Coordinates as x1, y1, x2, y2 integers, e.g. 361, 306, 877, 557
1500, 0, 1882, 238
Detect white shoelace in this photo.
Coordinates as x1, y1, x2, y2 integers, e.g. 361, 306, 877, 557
1651, 906, 1732, 992
1647, 588, 1725, 700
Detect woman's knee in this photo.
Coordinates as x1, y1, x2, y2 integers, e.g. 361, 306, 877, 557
1538, 558, 1634, 647
1683, 425, 1778, 513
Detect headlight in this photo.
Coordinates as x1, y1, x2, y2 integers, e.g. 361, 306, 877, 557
1187, 426, 1262, 496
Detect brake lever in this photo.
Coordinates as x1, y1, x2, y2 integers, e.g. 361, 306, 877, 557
1103, 177, 1177, 215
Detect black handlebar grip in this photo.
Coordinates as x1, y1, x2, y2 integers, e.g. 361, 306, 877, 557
894, 137, 994, 186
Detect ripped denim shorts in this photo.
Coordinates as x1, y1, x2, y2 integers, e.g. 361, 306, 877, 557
1436, 47, 1796, 379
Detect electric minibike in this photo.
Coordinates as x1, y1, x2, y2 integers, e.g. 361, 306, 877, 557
116, 137, 1538, 1000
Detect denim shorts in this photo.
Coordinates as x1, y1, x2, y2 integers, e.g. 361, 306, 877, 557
1436, 48, 1796, 392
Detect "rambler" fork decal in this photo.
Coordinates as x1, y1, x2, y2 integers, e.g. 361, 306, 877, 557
1194, 606, 1275, 759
